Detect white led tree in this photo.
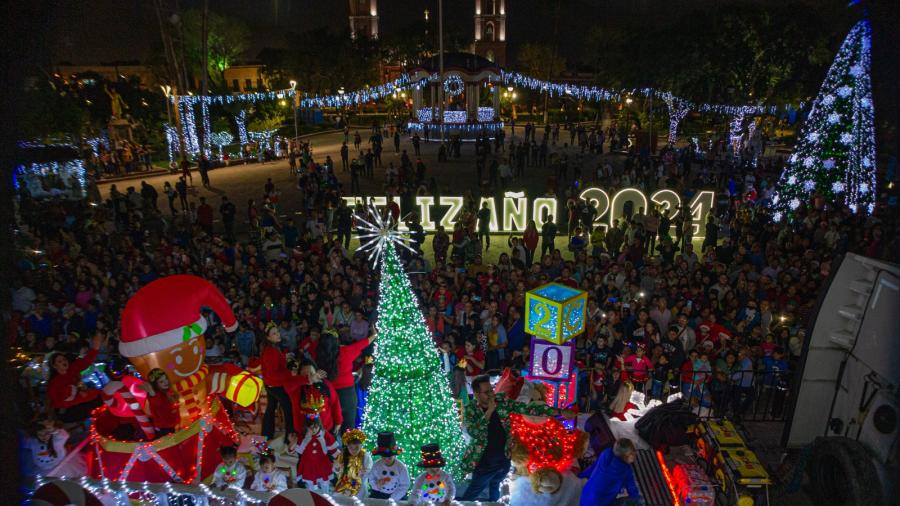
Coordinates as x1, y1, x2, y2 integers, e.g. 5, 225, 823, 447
772, 20, 875, 221
357, 209, 467, 481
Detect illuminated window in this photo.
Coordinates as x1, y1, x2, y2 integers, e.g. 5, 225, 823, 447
486, 50, 495, 62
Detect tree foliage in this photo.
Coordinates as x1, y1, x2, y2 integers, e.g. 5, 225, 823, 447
181, 9, 250, 91
583, 0, 850, 104
517, 43, 566, 79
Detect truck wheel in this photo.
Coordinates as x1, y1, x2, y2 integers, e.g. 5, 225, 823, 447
807, 437, 884, 506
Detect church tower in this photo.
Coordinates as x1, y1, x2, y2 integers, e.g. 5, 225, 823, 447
473, 0, 507, 65
349, 0, 378, 39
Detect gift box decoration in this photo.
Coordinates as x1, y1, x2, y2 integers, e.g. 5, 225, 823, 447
524, 283, 587, 344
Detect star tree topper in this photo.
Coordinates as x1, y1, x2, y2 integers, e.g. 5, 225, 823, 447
354, 204, 417, 265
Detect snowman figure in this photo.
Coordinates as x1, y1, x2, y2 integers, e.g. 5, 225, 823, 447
411, 443, 456, 505
365, 432, 410, 501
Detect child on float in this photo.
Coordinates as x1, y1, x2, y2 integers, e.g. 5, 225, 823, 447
141, 368, 180, 437
332, 429, 373, 498
23, 417, 84, 478
411, 443, 456, 505
213, 445, 247, 490
285, 390, 339, 493
365, 432, 410, 500
249, 451, 287, 493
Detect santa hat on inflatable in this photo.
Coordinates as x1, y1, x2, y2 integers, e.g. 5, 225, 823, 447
119, 275, 238, 357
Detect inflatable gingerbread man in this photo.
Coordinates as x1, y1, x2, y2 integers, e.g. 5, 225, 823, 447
119, 275, 261, 427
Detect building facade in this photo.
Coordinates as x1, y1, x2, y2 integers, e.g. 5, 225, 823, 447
472, 0, 507, 66
56, 63, 160, 89
349, 0, 379, 39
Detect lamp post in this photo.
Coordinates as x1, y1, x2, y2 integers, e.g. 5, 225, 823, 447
438, 0, 444, 144
338, 87, 346, 126
289, 80, 298, 143
160, 85, 173, 125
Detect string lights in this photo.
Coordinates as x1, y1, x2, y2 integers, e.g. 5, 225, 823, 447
771, 19, 876, 219
729, 112, 745, 154
201, 101, 212, 157
179, 100, 200, 156
477, 107, 497, 123
499, 70, 802, 116
235, 110, 249, 146
164, 124, 180, 165
406, 122, 504, 137
444, 75, 465, 97
360, 219, 467, 481
661, 93, 691, 144
209, 131, 234, 158
14, 160, 86, 195
509, 415, 581, 474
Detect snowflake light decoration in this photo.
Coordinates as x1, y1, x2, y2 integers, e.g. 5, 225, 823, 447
803, 181, 816, 192
832, 181, 845, 193
354, 204, 417, 265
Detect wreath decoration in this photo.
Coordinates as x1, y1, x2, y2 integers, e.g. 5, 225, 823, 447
443, 75, 465, 97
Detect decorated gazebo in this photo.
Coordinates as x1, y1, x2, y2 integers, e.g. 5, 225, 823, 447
408, 52, 504, 140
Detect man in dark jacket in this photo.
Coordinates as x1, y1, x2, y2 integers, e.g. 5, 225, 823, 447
579, 438, 643, 506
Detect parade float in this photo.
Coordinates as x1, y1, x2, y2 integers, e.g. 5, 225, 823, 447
86, 275, 262, 484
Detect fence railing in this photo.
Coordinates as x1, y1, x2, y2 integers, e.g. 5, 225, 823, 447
610, 368, 792, 422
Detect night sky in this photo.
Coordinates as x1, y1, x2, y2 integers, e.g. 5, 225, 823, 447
46, 0, 604, 65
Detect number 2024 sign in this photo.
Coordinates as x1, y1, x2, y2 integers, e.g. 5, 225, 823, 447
529, 336, 576, 381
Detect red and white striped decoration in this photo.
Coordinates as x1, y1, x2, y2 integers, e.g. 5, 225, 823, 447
101, 376, 155, 440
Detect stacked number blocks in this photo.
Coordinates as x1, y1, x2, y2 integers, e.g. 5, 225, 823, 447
524, 283, 588, 408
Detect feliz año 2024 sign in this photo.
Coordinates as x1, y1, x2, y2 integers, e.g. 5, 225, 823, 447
345, 187, 716, 236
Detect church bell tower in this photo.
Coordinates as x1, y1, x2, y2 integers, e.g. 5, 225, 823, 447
349, 0, 378, 39
473, 0, 507, 65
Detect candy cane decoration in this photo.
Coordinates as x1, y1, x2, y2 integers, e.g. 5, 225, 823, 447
102, 376, 155, 439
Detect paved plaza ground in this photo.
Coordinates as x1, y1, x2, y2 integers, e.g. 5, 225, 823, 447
98, 124, 653, 260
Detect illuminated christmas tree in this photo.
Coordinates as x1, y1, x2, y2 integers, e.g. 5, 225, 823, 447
772, 19, 875, 221
358, 209, 467, 480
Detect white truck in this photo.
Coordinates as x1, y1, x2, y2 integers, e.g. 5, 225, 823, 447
784, 254, 899, 506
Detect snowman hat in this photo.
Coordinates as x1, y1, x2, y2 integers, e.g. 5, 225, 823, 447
119, 275, 238, 357
374, 432, 402, 457
416, 443, 446, 468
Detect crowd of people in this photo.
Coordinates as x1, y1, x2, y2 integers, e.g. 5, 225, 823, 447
12, 120, 898, 503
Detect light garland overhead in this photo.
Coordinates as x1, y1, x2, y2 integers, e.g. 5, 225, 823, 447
771, 19, 876, 220
499, 70, 803, 116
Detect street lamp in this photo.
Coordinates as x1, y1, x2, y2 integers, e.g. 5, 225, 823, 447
338, 87, 346, 125
289, 80, 298, 143
160, 85, 173, 125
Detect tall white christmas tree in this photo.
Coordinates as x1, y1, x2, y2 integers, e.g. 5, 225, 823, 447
772, 19, 875, 221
